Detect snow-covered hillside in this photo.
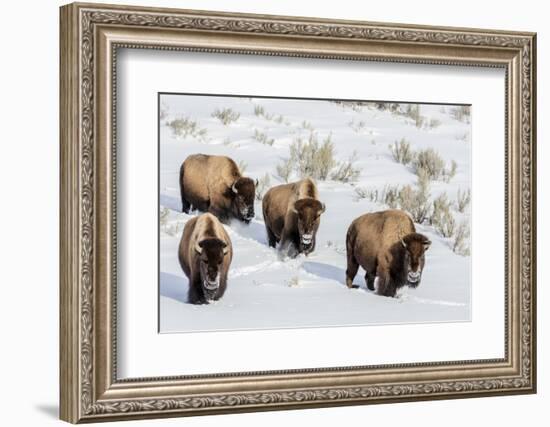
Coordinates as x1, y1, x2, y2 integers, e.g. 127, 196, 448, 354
159, 94, 471, 333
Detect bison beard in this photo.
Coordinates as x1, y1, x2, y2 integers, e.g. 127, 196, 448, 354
190, 238, 229, 304
280, 198, 325, 258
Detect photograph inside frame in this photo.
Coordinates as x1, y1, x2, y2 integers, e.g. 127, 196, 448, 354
158, 93, 472, 333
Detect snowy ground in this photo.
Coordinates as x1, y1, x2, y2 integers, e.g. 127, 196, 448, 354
159, 94, 471, 333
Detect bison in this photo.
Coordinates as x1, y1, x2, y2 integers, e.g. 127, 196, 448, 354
345, 209, 431, 297
178, 212, 233, 304
179, 154, 256, 224
262, 178, 325, 257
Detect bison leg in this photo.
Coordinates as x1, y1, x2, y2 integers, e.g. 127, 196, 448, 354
266, 225, 278, 248
376, 268, 396, 297
179, 164, 192, 213
278, 237, 298, 259
282, 241, 299, 258
181, 196, 191, 214
384, 284, 397, 298
187, 285, 202, 304
208, 206, 230, 224
345, 255, 359, 289
365, 271, 376, 291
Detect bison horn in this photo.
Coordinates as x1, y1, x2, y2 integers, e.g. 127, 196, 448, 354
424, 240, 432, 250
320, 202, 326, 213
223, 246, 229, 255
401, 239, 407, 248
255, 178, 259, 187
231, 181, 238, 194
194, 242, 203, 254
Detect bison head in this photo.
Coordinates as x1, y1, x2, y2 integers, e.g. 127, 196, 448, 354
231, 177, 256, 223
195, 238, 229, 302
401, 233, 431, 288
292, 198, 325, 254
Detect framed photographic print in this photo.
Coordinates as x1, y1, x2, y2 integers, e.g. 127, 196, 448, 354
60, 2, 537, 423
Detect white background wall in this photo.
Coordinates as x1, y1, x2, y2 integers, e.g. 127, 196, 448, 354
0, 0, 545, 425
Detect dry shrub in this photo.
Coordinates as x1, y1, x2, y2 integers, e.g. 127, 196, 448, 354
253, 129, 275, 146
453, 221, 471, 256
289, 132, 336, 180
211, 108, 240, 125
348, 119, 367, 133
237, 160, 247, 174
255, 173, 271, 201
167, 117, 208, 141
405, 104, 424, 128
355, 172, 430, 224
253, 104, 265, 117
450, 105, 471, 123
398, 171, 431, 223
431, 193, 456, 237
427, 117, 442, 129
413, 148, 446, 181
331, 151, 361, 183
389, 138, 414, 165
456, 188, 471, 213
276, 158, 293, 183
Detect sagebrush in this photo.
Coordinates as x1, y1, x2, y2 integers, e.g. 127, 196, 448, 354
167, 117, 208, 141
255, 173, 271, 201
237, 160, 248, 174
288, 132, 336, 180
389, 138, 414, 165
211, 108, 240, 125
276, 132, 362, 183
253, 129, 275, 146
450, 105, 471, 123
330, 151, 361, 183
453, 221, 471, 256
399, 170, 431, 223
405, 104, 424, 128
456, 188, 471, 213
276, 157, 293, 183
348, 119, 367, 133
354, 171, 430, 223
431, 193, 456, 237
413, 148, 446, 180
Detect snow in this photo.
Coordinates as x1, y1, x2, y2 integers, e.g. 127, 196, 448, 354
159, 94, 471, 333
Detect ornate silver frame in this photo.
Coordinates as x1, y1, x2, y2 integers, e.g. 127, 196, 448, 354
60, 2, 536, 423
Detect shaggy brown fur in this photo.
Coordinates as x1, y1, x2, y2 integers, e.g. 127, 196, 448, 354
180, 154, 256, 224
345, 209, 431, 297
178, 213, 233, 304
262, 178, 325, 257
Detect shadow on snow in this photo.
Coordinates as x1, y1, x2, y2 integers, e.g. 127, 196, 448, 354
302, 261, 348, 287
228, 219, 269, 246
160, 271, 188, 304
160, 193, 182, 212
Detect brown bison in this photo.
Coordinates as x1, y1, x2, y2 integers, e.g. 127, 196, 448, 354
345, 209, 431, 297
262, 178, 325, 257
178, 213, 233, 304
179, 154, 256, 224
